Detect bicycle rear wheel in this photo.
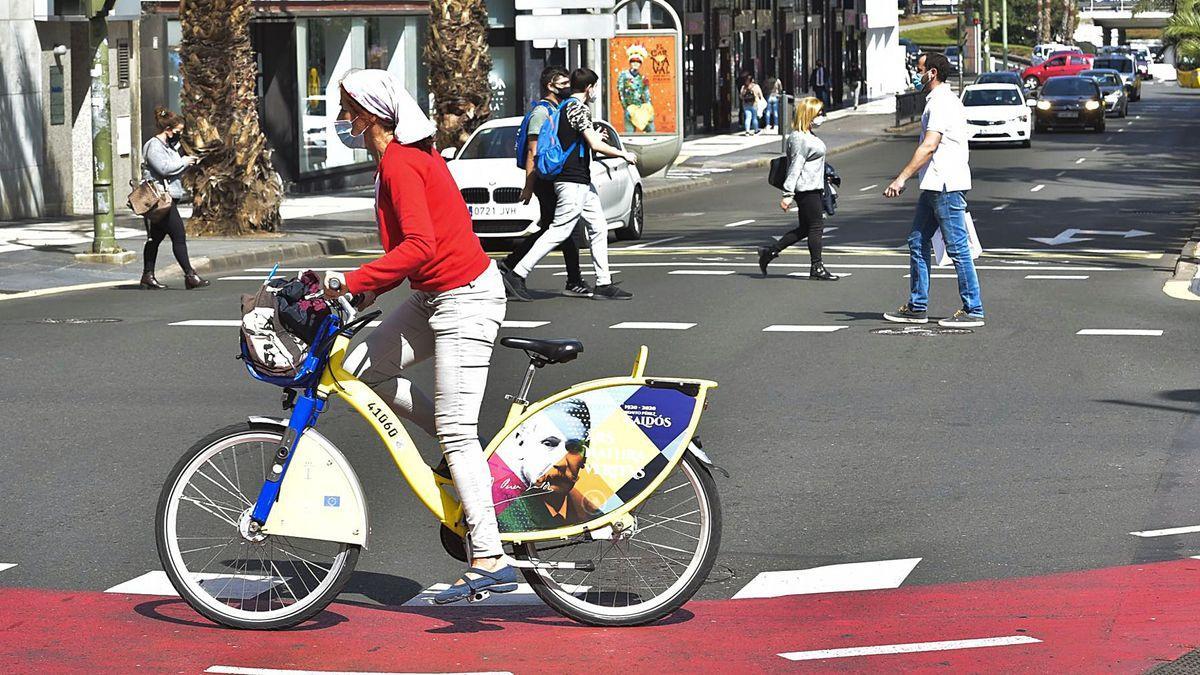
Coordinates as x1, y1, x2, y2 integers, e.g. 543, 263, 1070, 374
519, 452, 721, 626
155, 422, 359, 630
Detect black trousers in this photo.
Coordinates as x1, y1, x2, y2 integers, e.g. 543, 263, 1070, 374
143, 201, 195, 275
771, 190, 825, 263
503, 179, 584, 284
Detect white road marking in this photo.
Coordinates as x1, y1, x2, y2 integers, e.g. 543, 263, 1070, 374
668, 270, 736, 275
501, 321, 549, 328
762, 325, 848, 333
904, 274, 959, 279
599, 262, 1120, 272
1118, 128, 1126, 133
859, 184, 879, 192
552, 269, 622, 276
0, 563, 15, 573
106, 570, 287, 599
172, 318, 535, 330
1075, 157, 1086, 164
246, 268, 356, 273
734, 558, 921, 600
1130, 524, 1200, 538
1092, 146, 1100, 152
1077, 329, 1163, 336
220, 276, 275, 281
1135, 115, 1142, 119
723, 219, 756, 228
787, 272, 852, 278
1030, 184, 1045, 192
207, 662, 511, 667
610, 321, 696, 330
1055, 171, 1067, 178
778, 635, 1042, 662
1025, 275, 1089, 280
992, 203, 1008, 211
619, 235, 685, 250
1106, 136, 1114, 142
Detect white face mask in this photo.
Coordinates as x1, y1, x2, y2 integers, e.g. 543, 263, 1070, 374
811, 115, 825, 129
335, 117, 366, 149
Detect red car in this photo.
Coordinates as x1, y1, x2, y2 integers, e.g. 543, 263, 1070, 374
1021, 52, 1095, 89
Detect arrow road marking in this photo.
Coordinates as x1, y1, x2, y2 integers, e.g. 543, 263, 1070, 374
1130, 524, 1200, 538
778, 635, 1042, 662
732, 558, 920, 599
1029, 228, 1152, 246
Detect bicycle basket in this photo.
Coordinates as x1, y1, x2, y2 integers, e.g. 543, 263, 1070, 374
239, 272, 336, 387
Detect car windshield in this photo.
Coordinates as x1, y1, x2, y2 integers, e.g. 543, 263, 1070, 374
1093, 58, 1134, 73
963, 88, 1023, 106
1083, 72, 1122, 86
1043, 78, 1100, 96
458, 125, 520, 160
977, 73, 1020, 85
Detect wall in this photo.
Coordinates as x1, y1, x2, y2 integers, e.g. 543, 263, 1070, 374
0, 0, 50, 220
865, 0, 907, 98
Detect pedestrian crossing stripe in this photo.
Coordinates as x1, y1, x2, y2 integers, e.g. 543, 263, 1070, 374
0, 563, 15, 573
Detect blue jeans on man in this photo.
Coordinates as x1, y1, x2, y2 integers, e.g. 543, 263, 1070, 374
907, 189, 984, 316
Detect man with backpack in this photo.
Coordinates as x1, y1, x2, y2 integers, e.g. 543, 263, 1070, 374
501, 68, 637, 301
500, 66, 591, 300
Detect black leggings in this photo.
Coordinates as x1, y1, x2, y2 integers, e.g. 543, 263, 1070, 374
143, 201, 195, 275
771, 190, 825, 263
503, 179, 584, 285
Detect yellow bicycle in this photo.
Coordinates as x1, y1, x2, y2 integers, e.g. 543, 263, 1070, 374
155, 290, 722, 629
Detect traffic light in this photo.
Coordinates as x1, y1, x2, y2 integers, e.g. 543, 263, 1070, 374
992, 11, 1001, 29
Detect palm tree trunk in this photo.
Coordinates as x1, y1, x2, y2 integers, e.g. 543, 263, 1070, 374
427, 0, 493, 149
179, 0, 283, 235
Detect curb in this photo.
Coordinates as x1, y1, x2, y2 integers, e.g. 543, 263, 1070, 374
643, 176, 714, 199
156, 231, 381, 283
1164, 221, 1200, 302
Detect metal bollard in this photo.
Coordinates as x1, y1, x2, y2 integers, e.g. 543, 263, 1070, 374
779, 94, 793, 153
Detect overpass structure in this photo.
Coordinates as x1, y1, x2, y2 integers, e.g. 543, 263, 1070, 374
1074, 0, 1172, 47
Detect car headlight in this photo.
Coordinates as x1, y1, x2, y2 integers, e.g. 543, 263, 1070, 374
1036, 100, 1051, 110
1084, 100, 1101, 110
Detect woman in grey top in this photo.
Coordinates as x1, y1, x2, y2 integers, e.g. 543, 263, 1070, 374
758, 96, 837, 281
139, 107, 208, 289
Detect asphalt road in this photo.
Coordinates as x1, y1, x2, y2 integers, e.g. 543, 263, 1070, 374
1, 82, 1198, 618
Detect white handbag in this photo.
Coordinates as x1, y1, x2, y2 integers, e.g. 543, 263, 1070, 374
932, 211, 982, 267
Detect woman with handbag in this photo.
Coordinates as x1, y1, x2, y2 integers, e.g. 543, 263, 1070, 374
139, 107, 209, 290
757, 96, 838, 281
739, 75, 764, 136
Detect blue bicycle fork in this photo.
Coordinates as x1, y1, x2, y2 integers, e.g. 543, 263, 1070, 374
250, 390, 325, 526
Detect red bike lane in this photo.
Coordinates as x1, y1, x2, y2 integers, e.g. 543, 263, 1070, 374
3, 558, 1199, 673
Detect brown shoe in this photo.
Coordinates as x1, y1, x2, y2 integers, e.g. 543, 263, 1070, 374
185, 273, 210, 289
139, 272, 167, 290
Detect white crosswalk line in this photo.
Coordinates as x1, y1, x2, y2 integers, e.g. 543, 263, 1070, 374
501, 321, 549, 328
778, 635, 1042, 662
619, 236, 685, 250
0, 563, 16, 573
1130, 524, 1200, 538
220, 276, 275, 281
1025, 275, 1089, 280
669, 270, 736, 275
787, 272, 852, 278
732, 558, 921, 600
723, 219, 755, 228
1077, 329, 1163, 336
762, 325, 847, 333
106, 570, 290, 599
610, 322, 696, 330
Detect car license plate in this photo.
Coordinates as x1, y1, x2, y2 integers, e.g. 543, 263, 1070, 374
1057, 111, 1079, 118
469, 205, 519, 218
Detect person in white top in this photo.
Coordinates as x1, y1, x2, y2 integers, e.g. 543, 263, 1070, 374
882, 52, 985, 328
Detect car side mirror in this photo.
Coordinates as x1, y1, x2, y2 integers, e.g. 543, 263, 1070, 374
440, 147, 457, 161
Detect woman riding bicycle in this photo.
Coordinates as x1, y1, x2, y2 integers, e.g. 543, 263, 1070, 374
323, 69, 514, 604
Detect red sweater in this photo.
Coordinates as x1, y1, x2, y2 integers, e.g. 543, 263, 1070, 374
344, 142, 491, 295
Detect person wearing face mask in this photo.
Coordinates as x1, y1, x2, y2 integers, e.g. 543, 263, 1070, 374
500, 68, 637, 301
324, 69, 513, 604
138, 107, 208, 290
757, 97, 837, 281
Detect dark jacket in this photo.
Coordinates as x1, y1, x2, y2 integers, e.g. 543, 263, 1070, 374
822, 162, 842, 216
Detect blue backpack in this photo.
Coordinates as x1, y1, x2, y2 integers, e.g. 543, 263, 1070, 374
533, 98, 585, 180
515, 100, 555, 169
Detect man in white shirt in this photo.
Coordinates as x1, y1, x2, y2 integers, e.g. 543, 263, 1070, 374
882, 52, 985, 328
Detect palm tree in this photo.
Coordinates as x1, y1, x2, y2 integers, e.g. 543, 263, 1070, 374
179, 0, 283, 235
426, 0, 493, 149
1165, 0, 1200, 68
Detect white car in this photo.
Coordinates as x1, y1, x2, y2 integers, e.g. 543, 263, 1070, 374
1031, 43, 1072, 66
444, 116, 645, 241
961, 83, 1034, 148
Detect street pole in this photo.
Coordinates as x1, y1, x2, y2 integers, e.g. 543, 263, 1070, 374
87, 0, 120, 255
956, 11, 964, 90
1002, 0, 1009, 70
982, 0, 991, 72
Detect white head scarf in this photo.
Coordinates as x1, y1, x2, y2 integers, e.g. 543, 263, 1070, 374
340, 69, 436, 145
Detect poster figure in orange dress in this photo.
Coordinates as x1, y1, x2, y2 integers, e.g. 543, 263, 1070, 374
617, 44, 654, 133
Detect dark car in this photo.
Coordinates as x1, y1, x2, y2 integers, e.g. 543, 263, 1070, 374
976, 71, 1024, 88
1079, 68, 1128, 117
1034, 76, 1106, 133
899, 38, 919, 64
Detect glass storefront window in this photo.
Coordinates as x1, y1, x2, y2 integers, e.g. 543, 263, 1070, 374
167, 21, 182, 112
297, 18, 367, 174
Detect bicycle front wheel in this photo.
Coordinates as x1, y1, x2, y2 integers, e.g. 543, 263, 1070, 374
155, 422, 359, 630
520, 452, 722, 626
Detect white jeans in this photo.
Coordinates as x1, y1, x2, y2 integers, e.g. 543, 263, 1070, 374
344, 262, 507, 558
513, 181, 613, 286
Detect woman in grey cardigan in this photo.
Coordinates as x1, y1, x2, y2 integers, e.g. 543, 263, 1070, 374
757, 97, 837, 281
140, 107, 209, 289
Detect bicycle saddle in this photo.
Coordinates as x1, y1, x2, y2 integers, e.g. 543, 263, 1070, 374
500, 337, 583, 365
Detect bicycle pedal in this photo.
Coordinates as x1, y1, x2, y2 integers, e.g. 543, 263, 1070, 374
467, 589, 490, 604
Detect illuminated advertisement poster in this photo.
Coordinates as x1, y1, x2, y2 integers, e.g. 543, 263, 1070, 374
488, 385, 698, 534
607, 35, 678, 136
